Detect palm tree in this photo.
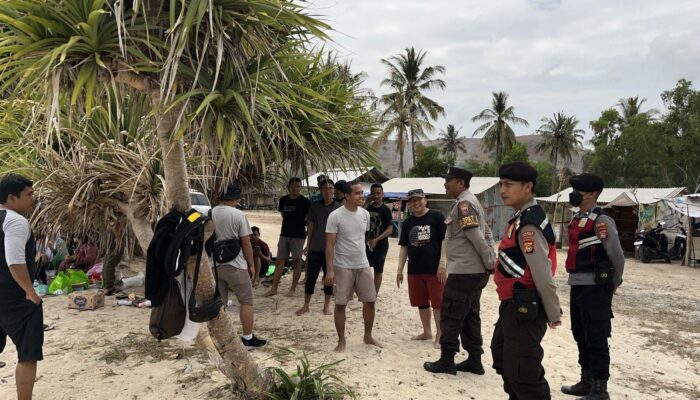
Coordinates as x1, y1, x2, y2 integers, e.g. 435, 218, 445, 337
616, 96, 659, 127
374, 92, 428, 177
0, 2, 374, 397
472, 92, 529, 165
380, 47, 446, 166
439, 124, 467, 161
535, 112, 585, 194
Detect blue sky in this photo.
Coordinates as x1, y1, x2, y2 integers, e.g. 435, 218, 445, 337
309, 0, 700, 142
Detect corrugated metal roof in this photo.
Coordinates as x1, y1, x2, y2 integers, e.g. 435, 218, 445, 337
304, 167, 388, 187
377, 177, 501, 197
537, 187, 686, 205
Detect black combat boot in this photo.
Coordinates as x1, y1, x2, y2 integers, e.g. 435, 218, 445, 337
577, 379, 610, 400
561, 370, 593, 396
455, 353, 485, 375
423, 353, 457, 375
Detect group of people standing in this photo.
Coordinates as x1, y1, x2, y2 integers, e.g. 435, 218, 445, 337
210, 164, 624, 399
0, 163, 625, 399
413, 163, 623, 400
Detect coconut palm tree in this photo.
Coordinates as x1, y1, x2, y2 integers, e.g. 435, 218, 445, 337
535, 112, 585, 194
616, 96, 659, 127
380, 47, 446, 166
0, 2, 374, 397
472, 92, 529, 165
439, 124, 467, 161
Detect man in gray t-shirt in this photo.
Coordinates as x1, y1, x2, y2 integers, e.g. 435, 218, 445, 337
211, 184, 266, 349
325, 182, 381, 353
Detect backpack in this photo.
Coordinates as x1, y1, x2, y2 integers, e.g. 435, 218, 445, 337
146, 208, 216, 341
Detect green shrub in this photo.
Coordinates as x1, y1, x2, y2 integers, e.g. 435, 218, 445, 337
265, 352, 356, 400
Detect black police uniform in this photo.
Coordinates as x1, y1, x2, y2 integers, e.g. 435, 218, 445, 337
562, 174, 625, 400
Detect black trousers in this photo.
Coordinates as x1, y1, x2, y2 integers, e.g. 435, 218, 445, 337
304, 250, 333, 296
491, 301, 550, 400
439, 273, 489, 357
570, 284, 614, 380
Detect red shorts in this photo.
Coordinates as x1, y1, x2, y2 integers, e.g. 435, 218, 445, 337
408, 274, 444, 310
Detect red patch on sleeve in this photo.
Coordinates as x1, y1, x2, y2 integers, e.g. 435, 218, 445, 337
596, 222, 608, 239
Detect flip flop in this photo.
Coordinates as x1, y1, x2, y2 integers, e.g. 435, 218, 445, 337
43, 324, 55, 332
0, 361, 6, 368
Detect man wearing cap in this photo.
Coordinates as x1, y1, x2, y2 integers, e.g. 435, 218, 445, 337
397, 189, 447, 349
491, 162, 561, 399
561, 174, 624, 400
424, 167, 495, 375
211, 184, 267, 349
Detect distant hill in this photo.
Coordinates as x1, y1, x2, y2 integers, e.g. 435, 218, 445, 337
374, 135, 586, 177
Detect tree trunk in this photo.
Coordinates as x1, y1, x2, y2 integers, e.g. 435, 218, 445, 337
399, 143, 405, 177
151, 94, 271, 398
410, 126, 416, 167
120, 202, 154, 255
551, 151, 559, 195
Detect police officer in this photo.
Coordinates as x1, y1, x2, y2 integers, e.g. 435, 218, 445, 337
491, 162, 562, 400
561, 174, 624, 400
424, 167, 495, 375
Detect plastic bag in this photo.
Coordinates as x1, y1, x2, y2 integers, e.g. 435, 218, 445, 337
87, 263, 103, 283
48, 272, 71, 294
67, 269, 90, 290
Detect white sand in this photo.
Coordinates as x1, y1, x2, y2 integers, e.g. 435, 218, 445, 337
1, 210, 698, 399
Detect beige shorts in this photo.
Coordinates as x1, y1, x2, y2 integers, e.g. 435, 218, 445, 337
334, 267, 376, 305
217, 265, 253, 306
277, 236, 304, 260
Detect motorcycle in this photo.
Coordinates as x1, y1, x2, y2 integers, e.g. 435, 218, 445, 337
669, 227, 687, 260
635, 222, 671, 263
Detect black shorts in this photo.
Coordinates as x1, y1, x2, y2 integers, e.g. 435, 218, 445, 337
366, 243, 389, 274
0, 298, 44, 362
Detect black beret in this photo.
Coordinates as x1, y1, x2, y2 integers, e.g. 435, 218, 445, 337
441, 167, 472, 185
569, 174, 604, 192
499, 162, 538, 183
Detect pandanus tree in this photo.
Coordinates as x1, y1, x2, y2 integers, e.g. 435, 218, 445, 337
0, 1, 376, 397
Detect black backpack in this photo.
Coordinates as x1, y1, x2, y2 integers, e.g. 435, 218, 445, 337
146, 209, 222, 340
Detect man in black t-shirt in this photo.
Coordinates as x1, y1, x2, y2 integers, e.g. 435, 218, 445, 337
397, 189, 447, 349
365, 183, 393, 295
264, 177, 311, 297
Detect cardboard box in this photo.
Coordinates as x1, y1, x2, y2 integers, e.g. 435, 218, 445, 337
68, 290, 105, 311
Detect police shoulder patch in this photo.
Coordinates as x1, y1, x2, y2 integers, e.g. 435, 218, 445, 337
596, 222, 608, 239
521, 230, 535, 254
457, 201, 479, 230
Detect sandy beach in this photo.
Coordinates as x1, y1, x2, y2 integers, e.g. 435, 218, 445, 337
1, 210, 698, 400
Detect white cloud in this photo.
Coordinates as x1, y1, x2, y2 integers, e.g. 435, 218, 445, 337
310, 0, 700, 140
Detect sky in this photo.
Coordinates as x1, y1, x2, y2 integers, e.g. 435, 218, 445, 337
308, 0, 700, 143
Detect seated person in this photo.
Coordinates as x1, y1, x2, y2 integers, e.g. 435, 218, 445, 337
59, 236, 98, 272
250, 226, 272, 286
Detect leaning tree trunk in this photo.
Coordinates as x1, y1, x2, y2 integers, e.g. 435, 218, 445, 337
151, 94, 271, 399
119, 202, 155, 254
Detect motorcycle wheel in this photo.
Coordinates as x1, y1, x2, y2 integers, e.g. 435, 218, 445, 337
640, 247, 651, 263
664, 254, 671, 263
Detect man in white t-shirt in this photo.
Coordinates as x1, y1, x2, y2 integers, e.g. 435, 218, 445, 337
325, 182, 381, 353
211, 183, 266, 350
0, 174, 42, 400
